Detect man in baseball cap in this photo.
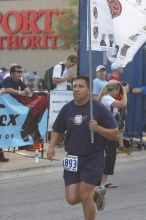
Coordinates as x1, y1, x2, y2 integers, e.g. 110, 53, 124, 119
111, 62, 124, 71
108, 63, 124, 83
93, 65, 107, 96
96, 65, 106, 72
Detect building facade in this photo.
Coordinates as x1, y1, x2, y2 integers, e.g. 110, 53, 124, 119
0, 0, 77, 76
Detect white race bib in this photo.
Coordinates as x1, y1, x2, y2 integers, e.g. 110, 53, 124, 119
63, 155, 78, 172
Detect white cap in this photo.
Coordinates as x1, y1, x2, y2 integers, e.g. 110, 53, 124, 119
111, 62, 123, 70
96, 65, 106, 72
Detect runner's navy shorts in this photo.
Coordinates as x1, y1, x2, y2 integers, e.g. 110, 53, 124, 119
63, 151, 104, 187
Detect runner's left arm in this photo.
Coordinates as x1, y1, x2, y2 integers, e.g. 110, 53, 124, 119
89, 120, 119, 141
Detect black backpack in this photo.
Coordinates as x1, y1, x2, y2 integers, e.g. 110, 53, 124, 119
44, 63, 65, 91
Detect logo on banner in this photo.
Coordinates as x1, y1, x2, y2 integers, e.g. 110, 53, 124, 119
107, 0, 122, 18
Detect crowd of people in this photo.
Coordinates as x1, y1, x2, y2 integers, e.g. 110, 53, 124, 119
0, 55, 77, 162
1, 56, 146, 220
92, 63, 146, 188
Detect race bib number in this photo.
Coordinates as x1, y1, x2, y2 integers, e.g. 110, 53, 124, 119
63, 155, 78, 172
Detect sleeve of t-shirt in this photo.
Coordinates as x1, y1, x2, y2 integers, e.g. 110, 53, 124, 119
52, 105, 66, 134
93, 80, 101, 95
52, 64, 62, 78
101, 95, 115, 109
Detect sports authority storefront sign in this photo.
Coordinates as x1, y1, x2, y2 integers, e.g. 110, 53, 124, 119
0, 9, 66, 49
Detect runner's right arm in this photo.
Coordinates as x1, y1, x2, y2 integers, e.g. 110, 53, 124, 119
47, 131, 64, 161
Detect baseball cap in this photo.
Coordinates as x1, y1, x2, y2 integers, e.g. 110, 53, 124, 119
96, 65, 106, 72
111, 62, 123, 70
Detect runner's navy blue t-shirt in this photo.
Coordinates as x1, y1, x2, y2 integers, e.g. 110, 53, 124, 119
2, 77, 26, 90
52, 100, 117, 155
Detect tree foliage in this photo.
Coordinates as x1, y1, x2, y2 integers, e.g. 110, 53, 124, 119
56, 1, 79, 50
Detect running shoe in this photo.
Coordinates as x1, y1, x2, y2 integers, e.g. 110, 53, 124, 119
94, 185, 106, 211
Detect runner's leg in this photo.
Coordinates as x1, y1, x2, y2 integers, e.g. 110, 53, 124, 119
80, 182, 96, 220
65, 183, 81, 205
65, 182, 96, 220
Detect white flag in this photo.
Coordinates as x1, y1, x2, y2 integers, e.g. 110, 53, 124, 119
107, 0, 146, 67
88, 0, 115, 51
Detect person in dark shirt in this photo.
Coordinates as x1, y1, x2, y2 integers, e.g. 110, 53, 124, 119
0, 65, 30, 162
2, 65, 30, 96
47, 75, 118, 219
2, 65, 47, 145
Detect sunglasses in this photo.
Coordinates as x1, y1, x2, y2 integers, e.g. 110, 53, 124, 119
14, 70, 23, 73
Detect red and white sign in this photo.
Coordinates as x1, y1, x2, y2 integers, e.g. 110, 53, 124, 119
0, 9, 64, 49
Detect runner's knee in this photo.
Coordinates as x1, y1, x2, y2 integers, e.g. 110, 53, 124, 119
80, 191, 93, 203
66, 193, 79, 205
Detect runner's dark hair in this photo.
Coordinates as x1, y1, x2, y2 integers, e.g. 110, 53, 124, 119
74, 75, 90, 88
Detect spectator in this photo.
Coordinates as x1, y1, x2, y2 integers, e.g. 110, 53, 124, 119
0, 67, 9, 83
108, 62, 144, 95
47, 75, 118, 218
3, 68, 10, 80
2, 64, 30, 96
93, 65, 107, 96
1, 65, 30, 159
0, 68, 4, 86
32, 71, 40, 90
97, 80, 127, 188
23, 69, 31, 85
52, 55, 77, 90
108, 62, 143, 152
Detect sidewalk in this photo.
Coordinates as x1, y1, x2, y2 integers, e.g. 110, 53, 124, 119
0, 146, 65, 173
0, 146, 146, 174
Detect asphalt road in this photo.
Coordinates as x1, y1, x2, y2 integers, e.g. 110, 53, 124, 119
0, 159, 146, 220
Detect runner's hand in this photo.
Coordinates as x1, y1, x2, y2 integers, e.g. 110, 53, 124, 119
89, 120, 99, 132
47, 145, 55, 161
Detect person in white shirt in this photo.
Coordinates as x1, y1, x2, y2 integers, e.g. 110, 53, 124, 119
52, 55, 77, 90
93, 65, 107, 96
97, 80, 127, 188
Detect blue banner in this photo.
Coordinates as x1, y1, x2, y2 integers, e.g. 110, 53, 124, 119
0, 92, 48, 148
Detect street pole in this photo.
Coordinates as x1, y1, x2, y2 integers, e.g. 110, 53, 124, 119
87, 0, 94, 143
